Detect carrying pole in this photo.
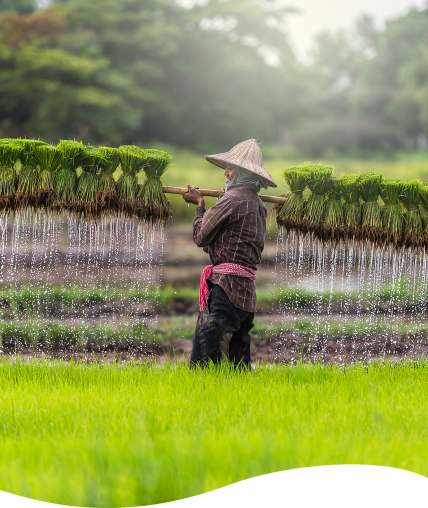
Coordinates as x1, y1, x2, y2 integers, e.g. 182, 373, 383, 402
162, 186, 286, 204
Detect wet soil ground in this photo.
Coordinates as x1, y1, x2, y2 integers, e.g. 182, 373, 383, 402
3, 328, 427, 366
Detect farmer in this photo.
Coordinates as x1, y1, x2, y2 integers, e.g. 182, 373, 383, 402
182, 139, 277, 369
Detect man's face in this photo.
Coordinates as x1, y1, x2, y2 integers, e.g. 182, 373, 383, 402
224, 165, 235, 185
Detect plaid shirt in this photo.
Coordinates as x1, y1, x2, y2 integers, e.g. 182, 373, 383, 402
193, 183, 267, 312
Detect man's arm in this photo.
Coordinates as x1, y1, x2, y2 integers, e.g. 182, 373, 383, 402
183, 184, 232, 248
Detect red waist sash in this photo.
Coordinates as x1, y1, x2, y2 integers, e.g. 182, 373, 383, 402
199, 263, 257, 312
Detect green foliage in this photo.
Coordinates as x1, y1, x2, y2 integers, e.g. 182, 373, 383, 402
98, 146, 120, 192
34, 144, 62, 191
0, 0, 37, 13
0, 320, 153, 349
337, 174, 360, 227
0, 140, 22, 167
0, 2, 427, 155
325, 176, 344, 226
304, 164, 334, 224
19, 139, 46, 166
0, 140, 22, 196
56, 140, 87, 202
15, 139, 46, 194
278, 166, 310, 222
1, 360, 428, 505
357, 172, 383, 228
400, 179, 424, 236
138, 149, 173, 209
419, 186, 428, 213
381, 179, 405, 234
117, 147, 146, 201
75, 146, 105, 202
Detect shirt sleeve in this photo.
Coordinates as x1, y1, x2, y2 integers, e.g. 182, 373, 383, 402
193, 194, 232, 248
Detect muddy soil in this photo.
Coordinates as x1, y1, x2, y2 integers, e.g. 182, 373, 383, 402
3, 331, 427, 365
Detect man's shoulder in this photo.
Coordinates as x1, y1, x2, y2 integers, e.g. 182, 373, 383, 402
226, 186, 266, 211
215, 191, 232, 205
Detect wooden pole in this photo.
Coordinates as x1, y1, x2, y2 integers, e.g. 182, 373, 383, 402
162, 186, 286, 204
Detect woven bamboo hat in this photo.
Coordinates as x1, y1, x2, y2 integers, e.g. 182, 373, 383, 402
204, 138, 277, 188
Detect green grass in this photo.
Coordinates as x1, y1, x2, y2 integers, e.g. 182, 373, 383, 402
0, 280, 424, 317
1, 312, 427, 351
0, 360, 427, 506
0, 320, 154, 349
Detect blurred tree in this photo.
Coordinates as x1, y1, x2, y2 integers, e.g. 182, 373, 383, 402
1, 0, 428, 156
352, 8, 428, 153
0, 0, 37, 13
139, 0, 299, 151
0, 1, 177, 143
0, 0, 301, 149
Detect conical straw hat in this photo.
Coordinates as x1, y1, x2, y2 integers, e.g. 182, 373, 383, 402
204, 139, 277, 188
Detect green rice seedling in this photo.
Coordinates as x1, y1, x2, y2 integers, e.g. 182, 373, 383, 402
98, 147, 120, 192
56, 140, 88, 204
337, 174, 360, 227
2, 360, 428, 506
303, 163, 334, 224
419, 186, 428, 214
117, 147, 147, 202
0, 137, 22, 143
17, 139, 47, 194
400, 179, 424, 237
277, 166, 310, 223
34, 145, 63, 192
75, 146, 106, 203
138, 149, 173, 218
356, 172, 383, 228
0, 141, 23, 197
325, 176, 344, 226
120, 145, 145, 156
380, 179, 405, 235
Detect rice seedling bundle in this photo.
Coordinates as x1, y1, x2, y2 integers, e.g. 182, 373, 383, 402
380, 179, 405, 235
56, 140, 88, 204
419, 186, 428, 214
400, 180, 424, 238
277, 166, 310, 223
98, 147, 120, 193
324, 176, 344, 227
117, 147, 147, 202
17, 140, 47, 195
304, 164, 334, 224
0, 141, 23, 198
338, 174, 360, 228
357, 172, 383, 229
138, 149, 173, 222
34, 145, 63, 192
75, 147, 105, 203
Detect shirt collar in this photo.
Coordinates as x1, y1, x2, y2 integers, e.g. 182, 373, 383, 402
226, 183, 260, 193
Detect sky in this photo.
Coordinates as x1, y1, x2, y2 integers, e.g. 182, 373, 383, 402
285, 0, 427, 59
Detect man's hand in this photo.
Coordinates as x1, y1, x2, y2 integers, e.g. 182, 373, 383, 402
182, 184, 205, 207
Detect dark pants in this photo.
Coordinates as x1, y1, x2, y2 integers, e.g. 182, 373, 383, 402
190, 282, 254, 369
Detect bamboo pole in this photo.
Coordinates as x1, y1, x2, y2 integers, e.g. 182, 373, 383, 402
162, 186, 287, 204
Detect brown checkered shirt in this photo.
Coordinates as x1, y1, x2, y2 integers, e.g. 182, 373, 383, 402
193, 183, 267, 313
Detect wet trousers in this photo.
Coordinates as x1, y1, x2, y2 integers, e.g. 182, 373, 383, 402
190, 282, 254, 368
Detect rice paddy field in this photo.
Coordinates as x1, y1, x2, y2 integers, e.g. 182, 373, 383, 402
0, 360, 428, 507
2, 149, 428, 506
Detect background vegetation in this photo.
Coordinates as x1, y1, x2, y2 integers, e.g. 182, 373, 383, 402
0, 0, 428, 159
